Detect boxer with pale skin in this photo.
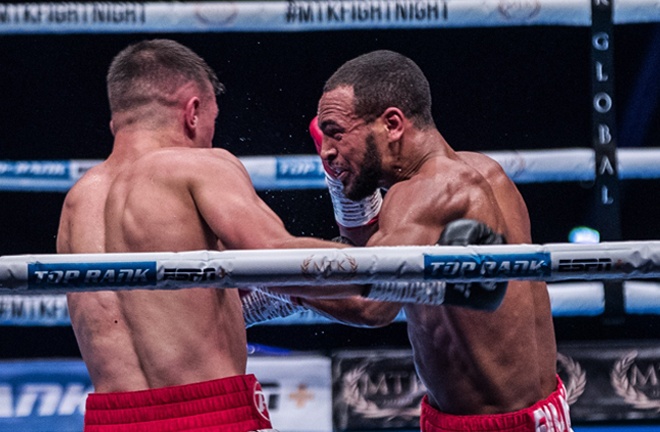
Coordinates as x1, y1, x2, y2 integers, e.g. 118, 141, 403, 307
57, 39, 359, 432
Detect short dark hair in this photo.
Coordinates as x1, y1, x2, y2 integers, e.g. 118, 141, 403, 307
107, 39, 224, 113
324, 50, 434, 129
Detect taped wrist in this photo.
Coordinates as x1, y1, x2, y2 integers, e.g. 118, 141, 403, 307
364, 281, 447, 305
365, 280, 506, 310
241, 289, 304, 328
325, 174, 382, 228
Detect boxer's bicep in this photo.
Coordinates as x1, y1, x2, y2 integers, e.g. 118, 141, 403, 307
192, 157, 291, 250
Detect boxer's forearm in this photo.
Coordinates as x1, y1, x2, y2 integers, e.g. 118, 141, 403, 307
300, 296, 401, 328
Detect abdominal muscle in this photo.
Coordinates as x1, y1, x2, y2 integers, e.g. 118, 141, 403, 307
404, 279, 556, 415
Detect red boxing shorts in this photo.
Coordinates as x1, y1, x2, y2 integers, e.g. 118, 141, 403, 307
84, 374, 273, 432
420, 375, 572, 432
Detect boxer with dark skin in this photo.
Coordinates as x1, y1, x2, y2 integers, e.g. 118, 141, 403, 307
304, 50, 572, 431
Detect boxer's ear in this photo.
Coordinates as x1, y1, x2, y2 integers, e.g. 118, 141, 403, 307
381, 107, 404, 141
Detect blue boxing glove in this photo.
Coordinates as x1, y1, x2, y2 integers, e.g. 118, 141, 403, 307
438, 219, 508, 311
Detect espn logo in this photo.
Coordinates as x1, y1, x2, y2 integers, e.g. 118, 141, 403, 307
557, 258, 613, 272
162, 267, 221, 282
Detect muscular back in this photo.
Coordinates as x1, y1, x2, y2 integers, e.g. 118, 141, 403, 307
59, 149, 246, 393
373, 151, 557, 415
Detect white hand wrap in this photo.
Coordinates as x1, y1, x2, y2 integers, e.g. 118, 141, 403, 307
325, 174, 382, 228
366, 279, 506, 311
241, 289, 304, 328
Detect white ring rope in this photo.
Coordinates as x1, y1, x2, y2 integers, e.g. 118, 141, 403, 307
1, 148, 659, 193
0, 1, 657, 35
1, 281, 659, 327
0, 241, 658, 294
1, 241, 658, 326
1, 2, 657, 332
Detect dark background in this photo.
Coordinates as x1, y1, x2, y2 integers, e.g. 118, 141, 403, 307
0, 22, 659, 358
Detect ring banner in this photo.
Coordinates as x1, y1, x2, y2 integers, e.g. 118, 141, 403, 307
2, 281, 660, 326
247, 356, 332, 432
1, 1, 659, 35
0, 1, 593, 35
0, 294, 70, 326
1, 343, 659, 430
0, 360, 91, 432
331, 341, 660, 430
332, 350, 424, 431
3, 149, 660, 192
0, 355, 332, 432
558, 341, 660, 421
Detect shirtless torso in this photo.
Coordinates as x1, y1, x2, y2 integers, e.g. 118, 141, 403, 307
58, 148, 251, 393
391, 152, 557, 413
308, 53, 559, 418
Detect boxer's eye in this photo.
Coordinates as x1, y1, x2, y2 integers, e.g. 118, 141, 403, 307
323, 126, 343, 142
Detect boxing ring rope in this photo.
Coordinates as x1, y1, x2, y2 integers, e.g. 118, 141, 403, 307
1, 149, 659, 325
1, 5, 658, 432
0, 0, 657, 330
0, 241, 659, 325
1, 281, 659, 326
0, 0, 659, 35
2, 147, 660, 193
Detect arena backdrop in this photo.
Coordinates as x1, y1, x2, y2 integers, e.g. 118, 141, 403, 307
0, 1, 658, 360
